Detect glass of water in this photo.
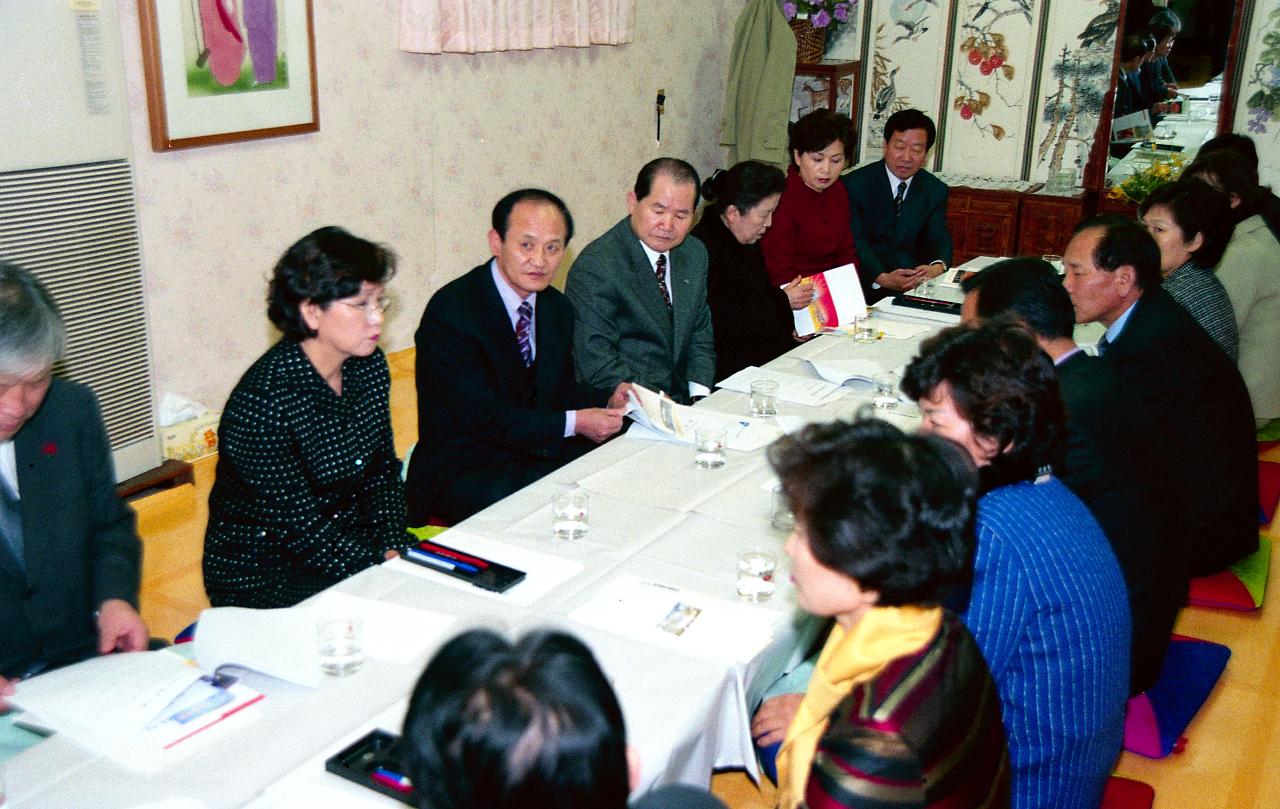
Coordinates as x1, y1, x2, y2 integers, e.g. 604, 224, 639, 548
552, 489, 589, 540
852, 310, 876, 343
770, 486, 794, 532
872, 372, 899, 409
317, 615, 364, 676
736, 550, 777, 602
694, 426, 727, 468
750, 379, 779, 417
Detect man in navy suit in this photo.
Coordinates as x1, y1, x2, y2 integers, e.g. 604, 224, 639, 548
1062, 215, 1257, 577
1, 261, 146, 699
405, 190, 629, 526
841, 109, 953, 303
960, 257, 1188, 695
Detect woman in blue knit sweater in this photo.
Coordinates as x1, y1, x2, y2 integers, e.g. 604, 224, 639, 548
903, 321, 1131, 809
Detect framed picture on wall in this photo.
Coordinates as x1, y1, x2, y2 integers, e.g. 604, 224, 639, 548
138, 0, 318, 151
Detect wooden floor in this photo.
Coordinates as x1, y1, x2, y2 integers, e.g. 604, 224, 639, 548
130, 348, 1280, 808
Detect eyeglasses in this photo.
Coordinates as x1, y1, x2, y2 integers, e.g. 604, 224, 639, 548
335, 297, 392, 320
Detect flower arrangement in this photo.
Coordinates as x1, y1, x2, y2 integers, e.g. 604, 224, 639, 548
1106, 153, 1186, 205
782, 1, 855, 29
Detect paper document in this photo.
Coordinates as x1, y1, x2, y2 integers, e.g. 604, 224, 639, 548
195, 606, 320, 687
569, 574, 778, 663
790, 263, 867, 337
624, 384, 782, 451
804, 357, 884, 387
716, 366, 847, 407
11, 650, 206, 761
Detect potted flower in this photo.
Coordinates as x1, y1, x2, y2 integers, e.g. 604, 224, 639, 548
783, 2, 857, 63
1106, 153, 1186, 205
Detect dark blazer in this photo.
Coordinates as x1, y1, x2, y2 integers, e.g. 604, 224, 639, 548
1, 379, 140, 678
1056, 351, 1189, 695
204, 341, 405, 609
405, 263, 609, 524
1103, 290, 1258, 576
691, 212, 794, 380
842, 160, 953, 304
566, 218, 716, 404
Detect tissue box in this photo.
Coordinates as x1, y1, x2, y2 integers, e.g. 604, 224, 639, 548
161, 411, 221, 461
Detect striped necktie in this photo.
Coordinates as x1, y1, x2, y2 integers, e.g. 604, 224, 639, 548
0, 474, 24, 572
894, 181, 907, 216
655, 254, 672, 308
515, 301, 533, 367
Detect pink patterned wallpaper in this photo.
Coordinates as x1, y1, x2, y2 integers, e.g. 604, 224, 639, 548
115, 0, 742, 409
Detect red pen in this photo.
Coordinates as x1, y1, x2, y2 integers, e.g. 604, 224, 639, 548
418, 541, 489, 569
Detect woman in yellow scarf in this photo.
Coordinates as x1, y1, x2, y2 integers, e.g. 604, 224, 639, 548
769, 419, 1010, 809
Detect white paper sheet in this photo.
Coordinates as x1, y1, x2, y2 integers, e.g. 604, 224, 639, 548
622, 383, 782, 451
194, 606, 320, 687
715, 366, 847, 407
568, 574, 778, 663
384, 529, 584, 608
312, 592, 457, 665
804, 357, 883, 386
12, 650, 204, 759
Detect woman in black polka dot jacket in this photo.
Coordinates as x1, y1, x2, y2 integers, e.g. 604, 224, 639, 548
203, 227, 407, 608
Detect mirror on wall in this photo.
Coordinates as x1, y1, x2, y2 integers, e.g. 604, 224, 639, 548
1107, 0, 1245, 176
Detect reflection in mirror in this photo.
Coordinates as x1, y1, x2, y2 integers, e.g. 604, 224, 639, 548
1106, 0, 1242, 188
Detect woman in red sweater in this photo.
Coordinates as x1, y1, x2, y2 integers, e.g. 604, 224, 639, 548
759, 109, 859, 300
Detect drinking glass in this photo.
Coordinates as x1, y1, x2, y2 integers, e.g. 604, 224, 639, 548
552, 489, 589, 540
736, 550, 777, 602
317, 615, 364, 676
694, 427, 727, 468
872, 372, 899, 409
750, 379, 779, 417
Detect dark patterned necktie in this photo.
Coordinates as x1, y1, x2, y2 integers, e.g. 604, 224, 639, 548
655, 254, 672, 308
515, 301, 533, 367
1095, 335, 1110, 356
0, 475, 24, 571
894, 181, 907, 217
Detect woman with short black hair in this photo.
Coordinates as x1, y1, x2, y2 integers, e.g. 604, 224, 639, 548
1139, 179, 1238, 360
768, 419, 1010, 809
902, 321, 1130, 809
692, 161, 801, 378
204, 226, 406, 608
759, 109, 860, 290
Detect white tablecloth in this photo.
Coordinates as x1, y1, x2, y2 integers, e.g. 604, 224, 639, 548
6, 317, 960, 809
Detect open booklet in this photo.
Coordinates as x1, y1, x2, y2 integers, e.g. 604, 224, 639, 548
789, 263, 868, 337
10, 648, 264, 770
624, 384, 782, 452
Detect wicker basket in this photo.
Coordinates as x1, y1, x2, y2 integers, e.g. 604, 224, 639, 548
789, 18, 826, 63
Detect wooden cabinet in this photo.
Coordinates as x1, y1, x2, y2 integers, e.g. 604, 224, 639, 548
792, 60, 860, 121
1017, 191, 1092, 256
946, 187, 1021, 265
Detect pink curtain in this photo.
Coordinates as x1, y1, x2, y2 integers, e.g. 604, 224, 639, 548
400, 0, 635, 54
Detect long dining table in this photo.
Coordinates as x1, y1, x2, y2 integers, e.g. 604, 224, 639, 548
7, 277, 1077, 808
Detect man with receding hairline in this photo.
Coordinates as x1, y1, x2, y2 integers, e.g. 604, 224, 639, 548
406, 189, 629, 525
1062, 215, 1257, 577
566, 158, 716, 405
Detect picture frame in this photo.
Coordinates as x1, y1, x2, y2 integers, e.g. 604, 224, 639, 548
137, 0, 319, 151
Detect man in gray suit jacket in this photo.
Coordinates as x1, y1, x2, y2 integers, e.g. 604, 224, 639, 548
842, 109, 953, 303
566, 158, 716, 404
1, 262, 145, 699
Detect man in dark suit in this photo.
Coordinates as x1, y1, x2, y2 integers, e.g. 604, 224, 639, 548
566, 158, 715, 404
960, 257, 1189, 695
841, 109, 952, 304
405, 190, 629, 526
1063, 216, 1258, 577
1, 262, 145, 698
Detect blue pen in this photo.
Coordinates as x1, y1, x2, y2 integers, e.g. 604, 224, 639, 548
406, 547, 479, 574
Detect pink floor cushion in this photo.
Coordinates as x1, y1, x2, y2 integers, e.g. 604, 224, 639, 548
1260, 461, 1280, 524
1099, 776, 1155, 809
1187, 535, 1271, 611
1123, 634, 1231, 758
